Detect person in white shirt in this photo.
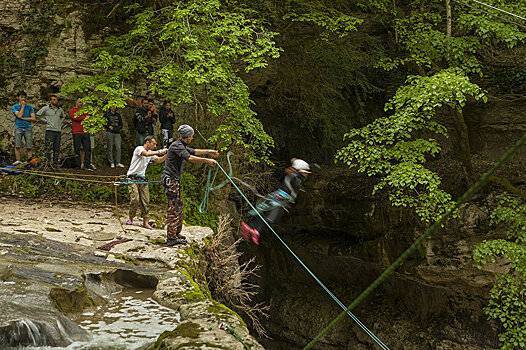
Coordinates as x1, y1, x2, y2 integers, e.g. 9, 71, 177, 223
126, 135, 167, 229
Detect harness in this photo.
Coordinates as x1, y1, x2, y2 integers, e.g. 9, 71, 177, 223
248, 188, 293, 217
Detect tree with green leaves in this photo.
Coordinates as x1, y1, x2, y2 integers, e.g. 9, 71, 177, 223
474, 194, 526, 350
62, 0, 280, 163
336, 68, 486, 223
336, 2, 526, 346
337, 0, 526, 221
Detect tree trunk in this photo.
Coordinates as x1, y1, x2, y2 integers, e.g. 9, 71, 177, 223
445, 0, 452, 36
453, 107, 473, 183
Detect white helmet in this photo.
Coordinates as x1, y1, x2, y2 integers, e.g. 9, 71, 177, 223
291, 158, 311, 173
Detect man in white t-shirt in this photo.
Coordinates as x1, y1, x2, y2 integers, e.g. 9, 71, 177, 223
126, 135, 167, 229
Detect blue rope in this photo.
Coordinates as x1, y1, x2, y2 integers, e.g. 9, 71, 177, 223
199, 152, 234, 213
215, 163, 390, 350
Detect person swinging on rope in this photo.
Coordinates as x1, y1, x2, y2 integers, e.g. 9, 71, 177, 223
240, 158, 311, 245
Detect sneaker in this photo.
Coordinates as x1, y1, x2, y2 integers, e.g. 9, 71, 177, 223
91, 164, 97, 170
250, 228, 261, 246
240, 221, 252, 241
110, 164, 115, 168
85, 167, 94, 172
125, 219, 133, 225
166, 236, 188, 246
142, 223, 154, 230
12, 161, 21, 166
116, 163, 125, 168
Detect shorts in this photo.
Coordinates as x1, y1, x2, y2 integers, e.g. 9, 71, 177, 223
14, 128, 33, 148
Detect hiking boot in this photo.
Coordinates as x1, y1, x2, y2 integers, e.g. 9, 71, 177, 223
240, 221, 252, 241
166, 236, 188, 246
250, 228, 261, 246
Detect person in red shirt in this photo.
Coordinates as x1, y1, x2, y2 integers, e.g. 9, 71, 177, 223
69, 98, 93, 170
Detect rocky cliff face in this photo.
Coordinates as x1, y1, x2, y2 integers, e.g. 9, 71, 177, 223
248, 105, 526, 349
0, 0, 98, 156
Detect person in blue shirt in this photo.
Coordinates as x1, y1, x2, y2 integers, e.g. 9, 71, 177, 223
11, 91, 36, 165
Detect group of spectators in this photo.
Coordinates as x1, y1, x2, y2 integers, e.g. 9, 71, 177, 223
9, 90, 221, 246
9, 90, 311, 248
9, 91, 177, 170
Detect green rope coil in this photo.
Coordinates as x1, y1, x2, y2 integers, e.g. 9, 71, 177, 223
198, 151, 234, 213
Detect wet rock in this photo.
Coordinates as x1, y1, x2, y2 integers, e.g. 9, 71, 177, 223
0, 317, 88, 347
148, 301, 263, 350
0, 198, 263, 349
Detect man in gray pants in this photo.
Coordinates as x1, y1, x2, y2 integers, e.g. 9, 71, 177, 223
104, 107, 124, 168
37, 94, 65, 166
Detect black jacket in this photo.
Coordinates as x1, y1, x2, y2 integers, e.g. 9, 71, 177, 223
159, 107, 175, 130
104, 110, 123, 133
134, 107, 156, 135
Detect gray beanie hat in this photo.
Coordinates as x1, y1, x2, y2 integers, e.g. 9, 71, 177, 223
178, 124, 195, 138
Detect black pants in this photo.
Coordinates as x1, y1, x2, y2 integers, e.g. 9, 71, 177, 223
249, 206, 285, 235
45, 130, 61, 165
73, 133, 91, 168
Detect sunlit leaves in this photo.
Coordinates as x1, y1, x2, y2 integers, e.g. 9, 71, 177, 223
458, 13, 526, 48
377, 15, 483, 74
474, 195, 526, 349
377, 1, 526, 75
63, 0, 280, 163
336, 69, 485, 223
284, 7, 363, 39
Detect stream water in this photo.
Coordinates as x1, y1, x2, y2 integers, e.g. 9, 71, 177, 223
11, 289, 180, 350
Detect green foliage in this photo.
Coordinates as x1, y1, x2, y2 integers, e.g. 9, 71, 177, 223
377, 2, 526, 75
336, 69, 485, 223
62, 0, 279, 163
474, 195, 526, 349
248, 0, 383, 161
0, 166, 216, 228
378, 14, 481, 74
284, 5, 363, 39
486, 275, 526, 350
0, 174, 123, 202
458, 13, 526, 49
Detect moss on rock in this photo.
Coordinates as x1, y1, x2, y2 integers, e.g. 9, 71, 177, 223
207, 302, 247, 328
49, 285, 98, 315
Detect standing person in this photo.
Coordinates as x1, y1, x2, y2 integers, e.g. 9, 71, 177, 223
145, 99, 157, 138
104, 107, 124, 168
133, 98, 157, 146
126, 136, 167, 229
11, 91, 36, 165
162, 124, 220, 246
240, 159, 311, 245
69, 98, 93, 170
89, 134, 97, 170
159, 101, 175, 147
37, 94, 65, 167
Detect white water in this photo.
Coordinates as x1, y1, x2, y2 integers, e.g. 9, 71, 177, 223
17, 290, 180, 350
